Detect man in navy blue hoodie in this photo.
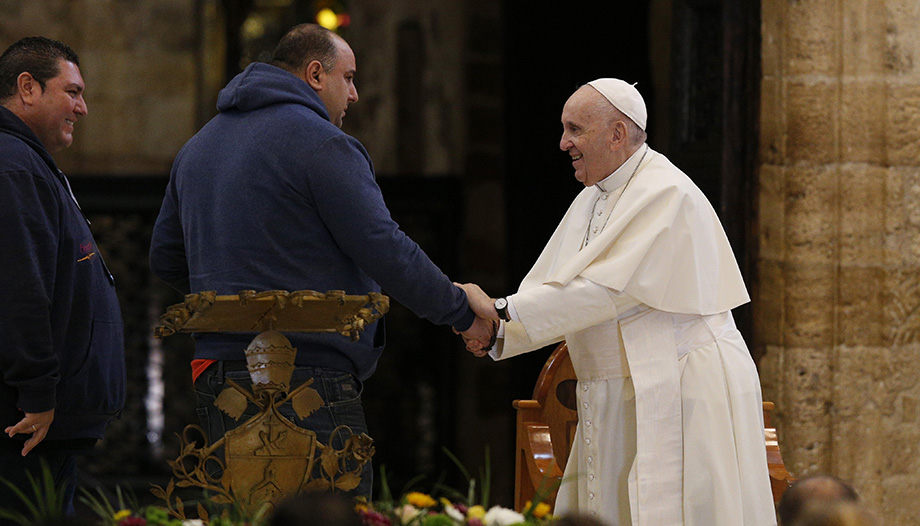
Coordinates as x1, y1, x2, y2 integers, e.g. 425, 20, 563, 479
149, 24, 493, 497
0, 37, 126, 520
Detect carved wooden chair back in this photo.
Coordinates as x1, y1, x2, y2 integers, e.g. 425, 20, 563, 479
512, 342, 795, 511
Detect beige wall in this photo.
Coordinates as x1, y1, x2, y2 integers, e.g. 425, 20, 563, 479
758, 1, 920, 523
0, 0, 200, 175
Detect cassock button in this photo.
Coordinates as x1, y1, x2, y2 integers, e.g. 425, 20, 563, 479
596, 209, 603, 216
585, 438, 591, 445
583, 402, 589, 409
583, 385, 589, 391
601, 194, 609, 200
587, 456, 593, 464
589, 493, 595, 500
585, 420, 592, 427
592, 226, 599, 234
589, 474, 595, 481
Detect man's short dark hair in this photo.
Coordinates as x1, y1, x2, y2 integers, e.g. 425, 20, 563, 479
269, 23, 339, 74
777, 474, 859, 525
0, 36, 80, 102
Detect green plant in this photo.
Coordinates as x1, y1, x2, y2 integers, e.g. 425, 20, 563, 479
0, 458, 68, 525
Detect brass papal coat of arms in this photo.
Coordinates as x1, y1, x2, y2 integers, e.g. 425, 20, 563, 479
152, 290, 387, 520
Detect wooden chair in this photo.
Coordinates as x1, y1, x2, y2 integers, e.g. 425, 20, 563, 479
513, 342, 795, 511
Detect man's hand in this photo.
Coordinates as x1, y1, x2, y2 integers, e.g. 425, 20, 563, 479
459, 316, 496, 357
454, 282, 499, 320
5, 409, 54, 456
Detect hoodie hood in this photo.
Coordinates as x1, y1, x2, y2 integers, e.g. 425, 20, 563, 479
216, 62, 331, 122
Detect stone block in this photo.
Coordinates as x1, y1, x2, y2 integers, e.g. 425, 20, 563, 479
759, 164, 786, 260
784, 264, 836, 347
838, 267, 888, 347
754, 260, 785, 346
884, 342, 920, 393
883, 1, 920, 76
759, 77, 785, 165
881, 426, 920, 478
882, 474, 920, 526
887, 84, 920, 165
840, 82, 887, 163
830, 419, 884, 492
785, 0, 839, 77
784, 419, 832, 477
839, 164, 886, 263
835, 346, 894, 414
886, 272, 920, 347
841, 0, 889, 76
784, 165, 838, 263
760, 0, 785, 78
786, 81, 838, 163
884, 166, 916, 266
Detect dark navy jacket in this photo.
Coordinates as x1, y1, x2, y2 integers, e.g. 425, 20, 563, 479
0, 105, 126, 441
149, 63, 474, 381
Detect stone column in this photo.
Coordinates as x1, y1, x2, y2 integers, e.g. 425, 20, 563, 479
758, 1, 920, 523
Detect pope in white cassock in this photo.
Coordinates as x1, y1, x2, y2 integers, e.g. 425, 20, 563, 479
458, 79, 777, 526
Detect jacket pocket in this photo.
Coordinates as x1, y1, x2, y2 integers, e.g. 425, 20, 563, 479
57, 320, 126, 417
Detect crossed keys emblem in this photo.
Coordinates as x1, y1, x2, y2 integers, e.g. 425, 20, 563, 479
152, 330, 375, 520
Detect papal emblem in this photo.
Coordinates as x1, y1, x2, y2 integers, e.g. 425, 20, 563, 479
151, 290, 385, 521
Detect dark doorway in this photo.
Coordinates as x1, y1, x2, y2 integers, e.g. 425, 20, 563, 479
501, 0, 761, 395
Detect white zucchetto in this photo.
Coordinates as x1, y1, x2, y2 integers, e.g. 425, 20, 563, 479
587, 78, 647, 131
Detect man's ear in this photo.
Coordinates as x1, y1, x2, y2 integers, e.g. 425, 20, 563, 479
16, 72, 38, 105
608, 120, 628, 151
303, 60, 325, 91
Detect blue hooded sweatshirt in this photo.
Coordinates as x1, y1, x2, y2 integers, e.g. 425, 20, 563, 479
0, 105, 126, 442
150, 63, 474, 380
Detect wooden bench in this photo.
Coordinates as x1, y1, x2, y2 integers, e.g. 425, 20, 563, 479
513, 342, 794, 510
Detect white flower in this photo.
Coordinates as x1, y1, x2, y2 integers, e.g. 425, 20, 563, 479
182, 521, 205, 526
396, 503, 423, 524
483, 506, 526, 526
443, 502, 465, 523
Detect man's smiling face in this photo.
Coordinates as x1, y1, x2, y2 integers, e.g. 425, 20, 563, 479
559, 86, 620, 187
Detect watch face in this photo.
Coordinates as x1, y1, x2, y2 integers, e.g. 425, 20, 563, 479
495, 297, 508, 310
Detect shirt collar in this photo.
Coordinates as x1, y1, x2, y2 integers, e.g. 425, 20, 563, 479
595, 143, 649, 193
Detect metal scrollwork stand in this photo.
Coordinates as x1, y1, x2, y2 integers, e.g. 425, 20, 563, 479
152, 290, 389, 520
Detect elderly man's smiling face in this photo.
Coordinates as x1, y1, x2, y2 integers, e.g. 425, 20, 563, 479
559, 86, 622, 187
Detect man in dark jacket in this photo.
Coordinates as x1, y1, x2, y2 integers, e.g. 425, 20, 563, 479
149, 24, 493, 497
0, 37, 126, 520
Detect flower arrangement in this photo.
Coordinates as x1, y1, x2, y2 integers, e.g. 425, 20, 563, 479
357, 493, 553, 526
355, 449, 557, 526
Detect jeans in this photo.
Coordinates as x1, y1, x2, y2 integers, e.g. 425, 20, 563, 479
194, 363, 373, 499
0, 445, 78, 525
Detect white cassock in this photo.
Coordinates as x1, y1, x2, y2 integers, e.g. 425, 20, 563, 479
491, 145, 777, 526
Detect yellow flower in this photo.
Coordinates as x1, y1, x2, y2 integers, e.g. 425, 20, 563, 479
354, 502, 369, 513
406, 491, 437, 508
527, 501, 551, 519
113, 509, 132, 521
467, 505, 486, 519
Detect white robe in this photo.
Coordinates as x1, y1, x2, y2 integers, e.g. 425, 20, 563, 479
491, 146, 776, 526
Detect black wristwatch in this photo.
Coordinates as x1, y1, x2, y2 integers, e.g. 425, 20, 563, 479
494, 297, 510, 321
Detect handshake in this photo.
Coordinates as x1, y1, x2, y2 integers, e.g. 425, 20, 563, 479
453, 282, 502, 358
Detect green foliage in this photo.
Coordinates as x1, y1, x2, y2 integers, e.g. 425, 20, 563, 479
421, 514, 455, 526
0, 458, 68, 526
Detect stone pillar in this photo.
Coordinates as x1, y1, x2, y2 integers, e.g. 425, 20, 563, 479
758, 1, 920, 523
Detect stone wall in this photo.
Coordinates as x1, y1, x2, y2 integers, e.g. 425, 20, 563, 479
758, 1, 920, 523
0, 0, 200, 175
